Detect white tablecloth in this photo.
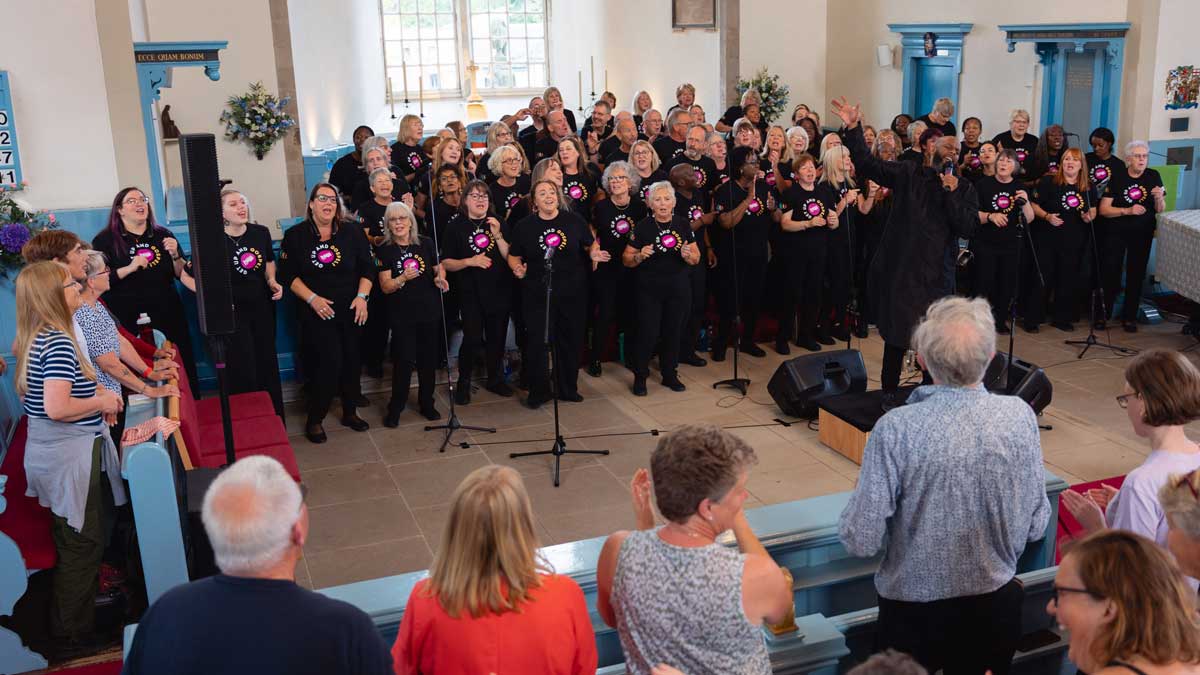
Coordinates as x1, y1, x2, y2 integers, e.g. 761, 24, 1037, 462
1157, 210, 1200, 302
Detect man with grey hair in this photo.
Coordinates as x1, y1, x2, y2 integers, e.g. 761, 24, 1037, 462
122, 456, 392, 675
533, 108, 572, 162
653, 108, 691, 162
917, 97, 957, 138
837, 295, 1050, 675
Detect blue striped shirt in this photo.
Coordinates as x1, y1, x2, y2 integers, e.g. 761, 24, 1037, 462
23, 330, 102, 426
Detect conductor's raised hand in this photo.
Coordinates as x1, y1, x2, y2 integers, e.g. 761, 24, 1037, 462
830, 96, 862, 128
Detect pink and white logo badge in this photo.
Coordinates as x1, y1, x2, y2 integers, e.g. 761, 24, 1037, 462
470, 231, 493, 254
1016, 149, 1027, 163
567, 184, 584, 200
747, 198, 763, 214
970, 155, 981, 169
689, 206, 703, 222
309, 243, 342, 268
1064, 193, 1081, 210
541, 228, 567, 252
765, 171, 776, 186
994, 194, 1012, 212
805, 200, 823, 217
1126, 185, 1145, 202
1093, 166, 1109, 182
408, 154, 422, 169
613, 217, 631, 235
233, 246, 263, 275
403, 257, 421, 272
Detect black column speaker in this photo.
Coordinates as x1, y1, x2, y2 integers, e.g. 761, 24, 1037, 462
178, 133, 234, 336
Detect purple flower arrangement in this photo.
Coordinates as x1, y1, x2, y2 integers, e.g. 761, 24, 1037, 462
0, 183, 58, 278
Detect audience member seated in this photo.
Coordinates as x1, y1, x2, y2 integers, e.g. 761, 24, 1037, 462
1049, 530, 1200, 675
596, 423, 792, 675
838, 296, 1051, 675
1158, 469, 1200, 578
121, 456, 392, 674
1061, 349, 1200, 586
15, 261, 125, 659
847, 650, 929, 675
391, 465, 597, 675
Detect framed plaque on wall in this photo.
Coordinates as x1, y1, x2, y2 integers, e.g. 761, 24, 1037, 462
673, 0, 717, 30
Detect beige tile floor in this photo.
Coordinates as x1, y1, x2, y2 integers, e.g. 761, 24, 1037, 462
281, 320, 1200, 589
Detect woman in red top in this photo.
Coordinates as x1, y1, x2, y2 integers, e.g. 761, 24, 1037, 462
391, 465, 597, 675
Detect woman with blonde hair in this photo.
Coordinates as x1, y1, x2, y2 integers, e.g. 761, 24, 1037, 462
415, 135, 473, 220
631, 89, 653, 133
543, 85, 577, 132
817, 144, 863, 342
1048, 530, 1200, 675
629, 140, 666, 203
557, 135, 601, 221
16, 261, 124, 652
393, 465, 597, 674
391, 114, 429, 185
476, 120, 518, 183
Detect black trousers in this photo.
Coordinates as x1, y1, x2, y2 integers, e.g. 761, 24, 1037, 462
679, 262, 707, 357
225, 299, 284, 416
1102, 224, 1154, 322
390, 319, 439, 412
778, 246, 826, 343
523, 286, 586, 400
588, 272, 626, 363
298, 309, 363, 424
360, 287, 390, 373
972, 242, 1019, 327
458, 296, 509, 386
635, 278, 690, 380
877, 579, 1024, 675
713, 253, 767, 352
820, 234, 852, 332
1027, 227, 1085, 326
511, 283, 531, 382
881, 342, 932, 392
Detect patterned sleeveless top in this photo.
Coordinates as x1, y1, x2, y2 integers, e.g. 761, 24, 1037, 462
612, 528, 771, 675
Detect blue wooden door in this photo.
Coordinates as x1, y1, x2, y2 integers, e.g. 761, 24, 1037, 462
911, 57, 956, 120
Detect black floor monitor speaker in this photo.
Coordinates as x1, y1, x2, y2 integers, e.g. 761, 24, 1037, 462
984, 352, 1053, 414
179, 133, 234, 336
768, 349, 868, 419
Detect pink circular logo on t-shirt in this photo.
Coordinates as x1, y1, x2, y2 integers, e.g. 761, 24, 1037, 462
1065, 193, 1081, 209
747, 198, 762, 214
1094, 166, 1109, 182
995, 194, 1012, 210
689, 206, 703, 221
1128, 186, 1144, 202
614, 218, 631, 234
508, 194, 520, 207
970, 155, 981, 169
239, 251, 259, 269
660, 233, 678, 249
408, 154, 422, 168
1016, 149, 1027, 163
765, 172, 776, 186
473, 232, 492, 250
403, 257, 421, 272
695, 169, 705, 184
805, 201, 823, 217
544, 232, 563, 248
136, 246, 155, 260
316, 249, 336, 264
567, 185, 584, 200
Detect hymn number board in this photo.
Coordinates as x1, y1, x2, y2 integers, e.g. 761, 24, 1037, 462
0, 71, 22, 190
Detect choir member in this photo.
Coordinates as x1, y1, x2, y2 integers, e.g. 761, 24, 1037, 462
1028, 147, 1097, 332
350, 144, 409, 213
776, 153, 836, 352
623, 181, 701, 395
580, 99, 614, 156
587, 162, 646, 376
92, 187, 198, 391
486, 144, 531, 222
798, 117, 821, 156
730, 118, 758, 153
631, 90, 653, 133
329, 125, 375, 199
210, 189, 285, 415
972, 149, 1034, 334
642, 109, 664, 145
477, 121, 517, 184
743, 103, 768, 148
759, 126, 787, 190
603, 117, 640, 167
653, 108, 691, 164
1099, 141, 1166, 332
899, 121, 927, 164
916, 97, 957, 137
392, 114, 430, 186
558, 136, 601, 222
710, 146, 780, 360
779, 126, 812, 189
669, 125, 720, 201
517, 96, 548, 160
959, 117, 984, 175
669, 83, 696, 115
356, 167, 409, 377
376, 201, 448, 425
542, 86, 577, 132
791, 104, 813, 126
991, 109, 1038, 174
446, 120, 468, 146
862, 125, 878, 150
667, 163, 712, 368
689, 104, 707, 127
629, 140, 667, 203
1028, 124, 1066, 183
716, 89, 761, 134
416, 137, 473, 222
890, 114, 913, 148
507, 180, 609, 408
279, 183, 374, 443
533, 109, 573, 164
706, 130, 731, 187
817, 145, 863, 343
1086, 127, 1124, 186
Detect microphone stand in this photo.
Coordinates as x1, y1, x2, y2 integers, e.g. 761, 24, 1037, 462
1064, 178, 1135, 358
423, 179, 496, 452
510, 246, 609, 487
840, 179, 859, 350
1000, 198, 1045, 395
714, 179, 750, 395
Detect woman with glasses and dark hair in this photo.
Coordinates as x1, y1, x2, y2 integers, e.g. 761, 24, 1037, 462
91, 187, 198, 391
1048, 530, 1200, 675
1061, 349, 1200, 585
279, 182, 375, 443
972, 149, 1034, 334
441, 180, 513, 403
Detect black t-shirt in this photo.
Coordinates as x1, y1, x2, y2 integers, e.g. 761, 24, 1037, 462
1034, 175, 1099, 234
441, 213, 513, 308
509, 210, 594, 295
92, 225, 181, 309
629, 215, 695, 286
224, 223, 276, 306
592, 197, 646, 281
603, 145, 635, 167
672, 189, 708, 256
777, 182, 835, 254
719, 105, 745, 127
376, 235, 442, 322
668, 154, 719, 200
487, 175, 531, 223
562, 167, 600, 222
760, 157, 789, 191
991, 131, 1039, 171
598, 136, 622, 163
355, 199, 390, 240
899, 148, 924, 165
328, 152, 366, 200
350, 166, 410, 213
533, 133, 560, 164
391, 142, 430, 180
1103, 168, 1163, 231
426, 197, 461, 251
916, 114, 956, 138
711, 179, 775, 259
120, 575, 391, 675
1085, 152, 1125, 188
279, 219, 374, 308
635, 168, 669, 203
961, 143, 984, 174
973, 176, 1024, 246
652, 136, 686, 164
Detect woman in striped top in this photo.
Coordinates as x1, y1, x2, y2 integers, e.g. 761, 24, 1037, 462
14, 261, 124, 649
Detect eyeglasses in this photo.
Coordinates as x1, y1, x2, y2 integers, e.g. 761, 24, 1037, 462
313, 194, 338, 203
1115, 392, 1138, 409
62, 279, 82, 290
123, 196, 150, 206
502, 158, 522, 165
1051, 585, 1102, 605
609, 175, 629, 182
87, 268, 111, 279
466, 192, 489, 200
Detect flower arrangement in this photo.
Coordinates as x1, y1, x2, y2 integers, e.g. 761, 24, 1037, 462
219, 82, 296, 160
736, 67, 790, 124
0, 182, 58, 279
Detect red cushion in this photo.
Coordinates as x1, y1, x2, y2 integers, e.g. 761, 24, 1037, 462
192, 443, 301, 481
0, 418, 58, 570
1056, 475, 1127, 563
195, 391, 277, 421
196, 415, 288, 457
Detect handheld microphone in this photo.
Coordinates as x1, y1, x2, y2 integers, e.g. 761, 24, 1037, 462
941, 159, 955, 190
544, 245, 556, 261
1013, 196, 1027, 208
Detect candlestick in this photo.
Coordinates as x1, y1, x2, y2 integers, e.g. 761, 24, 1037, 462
590, 56, 595, 97
401, 61, 410, 103
578, 71, 583, 111
387, 78, 396, 119
605, 69, 608, 94
419, 76, 424, 117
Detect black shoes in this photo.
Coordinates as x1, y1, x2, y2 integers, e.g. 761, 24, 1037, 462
383, 409, 402, 428
524, 393, 549, 409
774, 340, 791, 356
560, 392, 584, 403
420, 405, 441, 421
739, 343, 766, 357
632, 376, 648, 396
587, 360, 602, 377
1052, 321, 1074, 332
796, 337, 821, 352
711, 348, 727, 362
341, 414, 370, 432
1123, 321, 1139, 333
679, 353, 708, 367
830, 324, 850, 342
454, 381, 471, 405
662, 377, 686, 392
853, 323, 870, 339
1023, 323, 1040, 334
304, 422, 327, 444
485, 380, 514, 397
815, 333, 836, 346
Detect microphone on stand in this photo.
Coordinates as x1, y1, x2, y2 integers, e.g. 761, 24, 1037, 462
544, 245, 556, 261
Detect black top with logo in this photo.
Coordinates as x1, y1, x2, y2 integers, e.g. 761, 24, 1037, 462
972, 176, 1024, 246
224, 223, 276, 305
652, 136, 686, 164
1103, 167, 1163, 232
509, 211, 594, 295
279, 219, 375, 309
1085, 152, 1126, 190
91, 225, 180, 304
391, 142, 430, 180
668, 154, 719, 201
562, 167, 600, 222
990, 131, 1039, 172
635, 168, 669, 204
777, 182, 836, 254
375, 236, 441, 322
1034, 176, 1098, 236
711, 179, 775, 259
672, 189, 708, 257
356, 199, 389, 241
592, 197, 647, 281
961, 143, 984, 177
441, 213, 512, 309
487, 174, 532, 223
629, 215, 695, 286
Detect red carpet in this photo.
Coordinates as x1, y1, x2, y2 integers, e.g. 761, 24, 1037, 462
36, 659, 121, 675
